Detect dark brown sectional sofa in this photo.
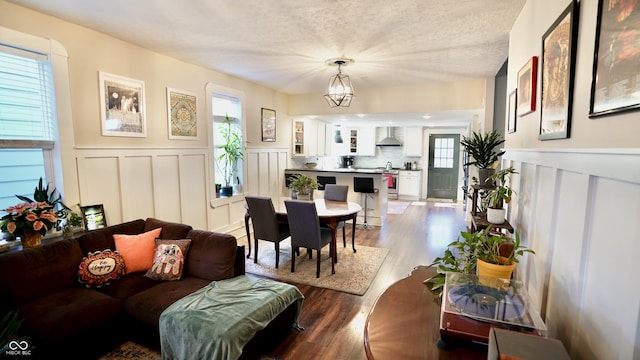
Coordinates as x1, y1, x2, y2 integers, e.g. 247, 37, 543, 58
0, 218, 296, 359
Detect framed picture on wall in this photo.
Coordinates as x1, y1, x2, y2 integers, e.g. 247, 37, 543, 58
167, 87, 198, 140
80, 204, 107, 231
99, 71, 146, 137
507, 89, 517, 133
539, 1, 578, 141
589, 0, 640, 117
261, 108, 276, 142
517, 56, 537, 117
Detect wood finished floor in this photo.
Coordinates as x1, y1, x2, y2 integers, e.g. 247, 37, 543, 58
261, 200, 485, 360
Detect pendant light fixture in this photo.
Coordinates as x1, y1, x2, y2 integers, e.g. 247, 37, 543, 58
323, 58, 354, 107
334, 125, 344, 143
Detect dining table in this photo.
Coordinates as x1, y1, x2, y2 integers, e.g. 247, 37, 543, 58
244, 198, 362, 274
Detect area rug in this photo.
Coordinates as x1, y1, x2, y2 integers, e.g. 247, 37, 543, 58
435, 202, 458, 208
387, 201, 410, 214
246, 239, 388, 296
99, 341, 283, 360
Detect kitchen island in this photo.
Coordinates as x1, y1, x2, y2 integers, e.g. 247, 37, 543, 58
284, 168, 388, 227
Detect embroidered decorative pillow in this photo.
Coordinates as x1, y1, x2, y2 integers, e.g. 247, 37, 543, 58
113, 228, 162, 274
77, 249, 126, 288
145, 239, 192, 281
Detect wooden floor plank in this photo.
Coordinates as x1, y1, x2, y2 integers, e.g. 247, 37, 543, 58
265, 200, 483, 360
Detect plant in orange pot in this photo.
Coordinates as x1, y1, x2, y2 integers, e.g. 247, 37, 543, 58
474, 228, 535, 279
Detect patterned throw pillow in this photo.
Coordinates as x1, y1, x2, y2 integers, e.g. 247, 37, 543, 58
145, 239, 192, 281
77, 249, 126, 288
113, 228, 162, 274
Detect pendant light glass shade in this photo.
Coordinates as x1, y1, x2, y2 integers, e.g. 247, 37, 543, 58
334, 129, 343, 143
323, 59, 354, 107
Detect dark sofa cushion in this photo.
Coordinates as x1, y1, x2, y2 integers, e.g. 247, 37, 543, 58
0, 239, 83, 308
185, 229, 237, 280
18, 287, 122, 343
144, 218, 192, 239
124, 276, 210, 326
76, 219, 146, 255
97, 271, 157, 299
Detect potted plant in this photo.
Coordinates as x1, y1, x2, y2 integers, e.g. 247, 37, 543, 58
288, 174, 319, 200
475, 228, 535, 279
460, 130, 505, 185
216, 114, 243, 197
426, 226, 535, 295
0, 178, 66, 248
485, 167, 517, 224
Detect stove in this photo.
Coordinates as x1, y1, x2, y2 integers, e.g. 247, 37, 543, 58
382, 170, 399, 199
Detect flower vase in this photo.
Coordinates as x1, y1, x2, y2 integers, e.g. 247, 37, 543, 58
21, 230, 42, 248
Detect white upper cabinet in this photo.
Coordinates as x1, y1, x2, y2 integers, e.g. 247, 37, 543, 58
403, 126, 423, 156
293, 119, 323, 157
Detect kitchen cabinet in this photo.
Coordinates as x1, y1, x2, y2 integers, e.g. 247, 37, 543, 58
403, 126, 423, 156
293, 119, 324, 157
329, 126, 375, 156
398, 170, 422, 200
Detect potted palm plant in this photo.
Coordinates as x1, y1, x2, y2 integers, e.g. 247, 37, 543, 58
216, 114, 243, 197
486, 167, 517, 224
288, 174, 319, 200
460, 130, 505, 185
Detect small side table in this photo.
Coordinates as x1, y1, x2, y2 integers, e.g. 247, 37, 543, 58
470, 213, 514, 233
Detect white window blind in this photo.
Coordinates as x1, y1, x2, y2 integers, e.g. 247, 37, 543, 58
0, 44, 57, 142
0, 44, 57, 211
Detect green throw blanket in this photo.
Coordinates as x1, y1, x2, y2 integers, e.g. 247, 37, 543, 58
159, 276, 304, 360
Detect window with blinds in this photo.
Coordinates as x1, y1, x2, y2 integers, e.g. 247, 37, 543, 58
0, 44, 58, 210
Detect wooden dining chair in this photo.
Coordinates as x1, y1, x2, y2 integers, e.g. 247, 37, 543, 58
322, 184, 350, 250
284, 200, 333, 278
245, 196, 290, 268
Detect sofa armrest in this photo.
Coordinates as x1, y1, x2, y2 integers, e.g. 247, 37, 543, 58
185, 229, 238, 281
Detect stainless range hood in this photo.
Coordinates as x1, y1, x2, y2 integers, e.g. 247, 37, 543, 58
376, 127, 402, 146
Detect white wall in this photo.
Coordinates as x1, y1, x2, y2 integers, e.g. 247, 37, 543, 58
507, 0, 640, 358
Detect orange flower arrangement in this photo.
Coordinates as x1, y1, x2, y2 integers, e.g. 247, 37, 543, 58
1, 201, 60, 237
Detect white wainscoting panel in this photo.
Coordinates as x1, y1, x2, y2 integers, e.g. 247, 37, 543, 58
245, 147, 290, 202
503, 149, 640, 360
76, 148, 210, 229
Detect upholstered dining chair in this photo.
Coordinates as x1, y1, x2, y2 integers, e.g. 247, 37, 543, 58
284, 200, 333, 278
322, 184, 349, 249
245, 196, 290, 268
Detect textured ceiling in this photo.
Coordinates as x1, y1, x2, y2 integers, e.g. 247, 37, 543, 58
8, 0, 525, 96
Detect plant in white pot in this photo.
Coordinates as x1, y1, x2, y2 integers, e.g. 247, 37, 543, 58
486, 167, 517, 224
216, 114, 243, 197
460, 130, 505, 185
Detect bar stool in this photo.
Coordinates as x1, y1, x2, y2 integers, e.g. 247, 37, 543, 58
354, 177, 377, 230
317, 176, 337, 191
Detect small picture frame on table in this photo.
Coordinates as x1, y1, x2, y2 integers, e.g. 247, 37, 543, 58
80, 204, 107, 231
261, 108, 276, 142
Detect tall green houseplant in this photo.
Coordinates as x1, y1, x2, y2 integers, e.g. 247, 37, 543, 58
217, 114, 243, 196
460, 130, 505, 185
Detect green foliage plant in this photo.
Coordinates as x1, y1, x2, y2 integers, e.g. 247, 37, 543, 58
460, 130, 506, 169
486, 167, 518, 209
288, 174, 319, 196
216, 114, 243, 188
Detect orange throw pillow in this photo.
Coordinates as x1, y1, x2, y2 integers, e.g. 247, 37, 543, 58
114, 228, 162, 274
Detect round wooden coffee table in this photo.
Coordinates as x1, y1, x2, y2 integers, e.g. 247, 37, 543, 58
364, 266, 486, 360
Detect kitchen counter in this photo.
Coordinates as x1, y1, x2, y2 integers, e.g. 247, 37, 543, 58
284, 168, 388, 226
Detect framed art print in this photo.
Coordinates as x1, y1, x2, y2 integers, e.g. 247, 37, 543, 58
261, 108, 276, 142
99, 71, 146, 137
517, 56, 537, 117
539, 1, 578, 140
507, 90, 517, 133
589, 0, 640, 117
167, 87, 198, 140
